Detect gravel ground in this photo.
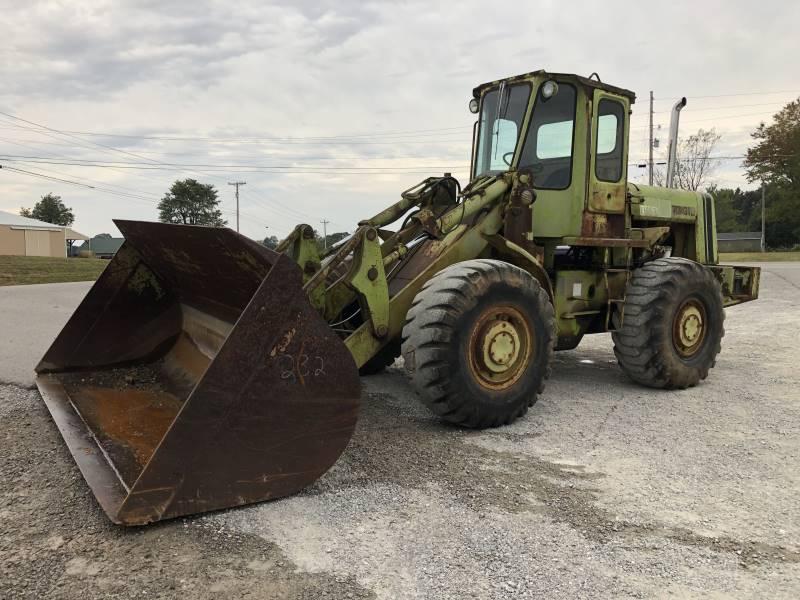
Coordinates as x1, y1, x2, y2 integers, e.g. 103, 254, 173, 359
1, 264, 799, 599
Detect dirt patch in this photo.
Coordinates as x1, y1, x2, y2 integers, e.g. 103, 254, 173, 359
315, 391, 799, 569
0, 385, 374, 600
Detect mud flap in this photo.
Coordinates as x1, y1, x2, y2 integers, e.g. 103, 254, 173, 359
35, 220, 360, 525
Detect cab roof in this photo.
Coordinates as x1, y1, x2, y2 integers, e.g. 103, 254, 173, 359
472, 70, 636, 104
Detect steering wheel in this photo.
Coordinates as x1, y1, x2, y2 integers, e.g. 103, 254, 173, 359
502, 152, 514, 166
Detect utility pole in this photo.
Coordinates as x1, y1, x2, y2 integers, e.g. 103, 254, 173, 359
648, 91, 654, 186
228, 181, 246, 232
761, 182, 766, 253
320, 219, 330, 250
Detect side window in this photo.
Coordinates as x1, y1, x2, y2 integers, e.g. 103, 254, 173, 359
595, 99, 625, 182
519, 83, 577, 190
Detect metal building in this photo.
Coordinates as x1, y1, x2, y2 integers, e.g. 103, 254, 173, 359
717, 232, 762, 253
0, 210, 88, 257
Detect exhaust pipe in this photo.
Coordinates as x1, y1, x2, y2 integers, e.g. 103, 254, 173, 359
665, 97, 687, 189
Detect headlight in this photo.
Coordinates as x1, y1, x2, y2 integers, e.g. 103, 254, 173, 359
469, 98, 479, 114
541, 80, 559, 99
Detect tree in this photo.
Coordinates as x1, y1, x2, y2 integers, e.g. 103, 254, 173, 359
763, 185, 800, 248
744, 98, 800, 187
710, 186, 741, 233
742, 99, 800, 248
157, 179, 226, 226
20, 193, 75, 226
712, 185, 800, 248
318, 231, 350, 251
262, 235, 280, 249
653, 128, 722, 191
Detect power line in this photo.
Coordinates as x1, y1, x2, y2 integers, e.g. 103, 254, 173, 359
630, 109, 782, 130
629, 153, 796, 165
8, 125, 469, 143
0, 128, 346, 229
0, 164, 96, 189
644, 101, 792, 115
0, 138, 171, 200
0, 156, 469, 176
0, 114, 350, 232
652, 89, 800, 101
0, 112, 461, 230
0, 132, 466, 161
0, 112, 348, 227
0, 155, 470, 171
1, 161, 273, 227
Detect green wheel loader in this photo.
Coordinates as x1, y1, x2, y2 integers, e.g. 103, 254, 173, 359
35, 70, 760, 525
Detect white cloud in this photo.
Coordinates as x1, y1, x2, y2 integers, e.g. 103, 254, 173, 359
0, 0, 798, 238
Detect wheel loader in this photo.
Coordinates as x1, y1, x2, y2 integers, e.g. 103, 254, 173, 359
35, 70, 760, 525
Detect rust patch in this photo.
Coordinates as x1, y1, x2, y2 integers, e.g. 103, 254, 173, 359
580, 211, 624, 238
269, 327, 297, 357
590, 186, 626, 213
581, 212, 607, 237
68, 385, 182, 486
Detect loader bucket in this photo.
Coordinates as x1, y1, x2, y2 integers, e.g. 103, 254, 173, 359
35, 220, 360, 525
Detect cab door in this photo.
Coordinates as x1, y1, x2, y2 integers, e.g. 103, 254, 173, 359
588, 92, 629, 216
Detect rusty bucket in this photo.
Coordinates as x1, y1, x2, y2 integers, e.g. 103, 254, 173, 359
35, 220, 360, 525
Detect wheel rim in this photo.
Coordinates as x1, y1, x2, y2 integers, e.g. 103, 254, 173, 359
468, 305, 533, 391
672, 298, 708, 358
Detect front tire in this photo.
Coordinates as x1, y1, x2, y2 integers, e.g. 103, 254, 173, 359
612, 258, 724, 389
401, 259, 555, 428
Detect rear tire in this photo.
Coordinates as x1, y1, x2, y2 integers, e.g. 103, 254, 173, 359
612, 258, 724, 389
402, 259, 555, 428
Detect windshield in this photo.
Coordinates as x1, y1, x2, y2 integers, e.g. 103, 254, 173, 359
472, 82, 531, 178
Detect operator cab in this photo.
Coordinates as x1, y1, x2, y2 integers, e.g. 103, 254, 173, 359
470, 71, 635, 240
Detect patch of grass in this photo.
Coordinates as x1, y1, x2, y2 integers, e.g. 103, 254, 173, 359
719, 251, 800, 262
0, 255, 108, 286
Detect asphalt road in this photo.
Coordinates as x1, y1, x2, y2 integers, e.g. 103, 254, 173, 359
1, 263, 798, 599
0, 281, 93, 387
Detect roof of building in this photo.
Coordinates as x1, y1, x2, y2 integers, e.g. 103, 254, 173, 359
718, 232, 761, 240
0, 209, 89, 239
65, 228, 89, 241
0, 209, 62, 229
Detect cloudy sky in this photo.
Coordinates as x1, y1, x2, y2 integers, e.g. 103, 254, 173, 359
1, 0, 798, 240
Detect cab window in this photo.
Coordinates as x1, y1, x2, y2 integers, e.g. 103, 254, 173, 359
519, 83, 577, 190
473, 84, 531, 177
595, 99, 625, 182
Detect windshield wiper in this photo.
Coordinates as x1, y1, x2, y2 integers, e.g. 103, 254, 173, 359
492, 81, 507, 161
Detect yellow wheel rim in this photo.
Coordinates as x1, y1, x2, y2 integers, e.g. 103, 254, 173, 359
672, 298, 707, 358
468, 305, 533, 391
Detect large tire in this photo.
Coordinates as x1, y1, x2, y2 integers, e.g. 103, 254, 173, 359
612, 257, 724, 389
401, 259, 555, 428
